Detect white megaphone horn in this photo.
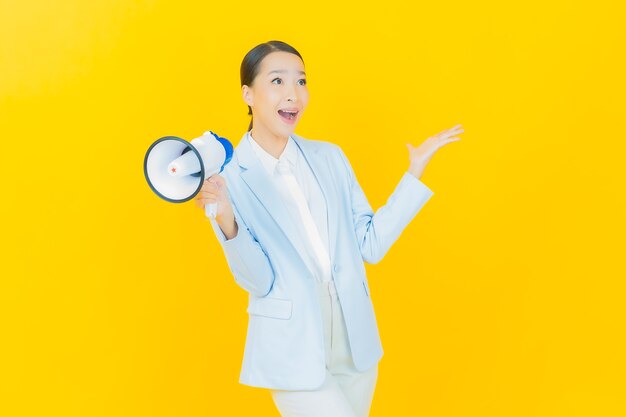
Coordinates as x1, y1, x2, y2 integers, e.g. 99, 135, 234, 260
143, 130, 234, 218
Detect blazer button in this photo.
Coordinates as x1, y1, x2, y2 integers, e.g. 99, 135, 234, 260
333, 264, 339, 273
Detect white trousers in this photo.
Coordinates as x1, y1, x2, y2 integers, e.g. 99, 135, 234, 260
270, 280, 379, 417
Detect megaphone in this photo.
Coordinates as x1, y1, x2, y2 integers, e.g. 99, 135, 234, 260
144, 130, 233, 218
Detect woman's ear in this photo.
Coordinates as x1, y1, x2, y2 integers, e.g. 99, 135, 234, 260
242, 85, 253, 107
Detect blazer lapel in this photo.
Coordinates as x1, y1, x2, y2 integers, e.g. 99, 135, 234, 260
291, 134, 339, 266
236, 133, 315, 273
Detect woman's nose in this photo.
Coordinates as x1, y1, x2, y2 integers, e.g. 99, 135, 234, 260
285, 85, 297, 102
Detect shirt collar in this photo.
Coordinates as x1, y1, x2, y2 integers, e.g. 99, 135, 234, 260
247, 131, 298, 176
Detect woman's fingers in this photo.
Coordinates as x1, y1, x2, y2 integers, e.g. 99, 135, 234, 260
195, 196, 217, 208
197, 191, 218, 201
208, 174, 226, 188
429, 125, 463, 149
439, 137, 461, 148
432, 136, 462, 151
195, 187, 219, 208
440, 124, 463, 135
446, 124, 463, 133
201, 180, 218, 192
197, 190, 217, 197
444, 128, 463, 138
195, 175, 227, 210
435, 125, 464, 140
405, 124, 463, 177
407, 124, 463, 158
444, 123, 463, 133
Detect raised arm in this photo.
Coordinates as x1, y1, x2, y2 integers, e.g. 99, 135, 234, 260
337, 123, 463, 264
336, 146, 434, 264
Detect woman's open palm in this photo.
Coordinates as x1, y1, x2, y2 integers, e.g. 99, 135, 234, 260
406, 124, 464, 178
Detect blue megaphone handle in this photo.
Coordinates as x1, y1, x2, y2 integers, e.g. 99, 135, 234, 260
208, 130, 234, 174
204, 131, 234, 219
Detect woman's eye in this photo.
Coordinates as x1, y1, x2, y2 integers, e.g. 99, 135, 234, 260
298, 79, 307, 86
272, 78, 282, 85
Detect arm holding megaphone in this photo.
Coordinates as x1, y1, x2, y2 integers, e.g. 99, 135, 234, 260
145, 130, 275, 295
195, 175, 238, 240
197, 173, 276, 296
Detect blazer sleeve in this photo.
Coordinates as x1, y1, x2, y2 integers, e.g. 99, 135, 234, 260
207, 193, 275, 297
335, 145, 435, 264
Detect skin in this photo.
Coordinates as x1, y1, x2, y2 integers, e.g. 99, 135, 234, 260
195, 51, 464, 240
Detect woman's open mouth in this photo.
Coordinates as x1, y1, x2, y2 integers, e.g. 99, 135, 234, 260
278, 109, 299, 125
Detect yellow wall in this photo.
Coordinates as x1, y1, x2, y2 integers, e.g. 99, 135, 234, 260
1, 1, 624, 415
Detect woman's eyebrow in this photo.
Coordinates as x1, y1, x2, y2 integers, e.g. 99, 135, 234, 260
267, 70, 306, 76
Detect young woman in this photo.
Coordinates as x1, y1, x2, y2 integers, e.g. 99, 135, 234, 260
195, 40, 463, 417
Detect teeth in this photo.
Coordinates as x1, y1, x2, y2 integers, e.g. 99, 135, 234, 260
279, 110, 297, 119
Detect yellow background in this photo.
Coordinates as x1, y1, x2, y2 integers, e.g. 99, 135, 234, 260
1, 0, 624, 415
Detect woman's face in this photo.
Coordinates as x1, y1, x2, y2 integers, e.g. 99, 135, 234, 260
243, 51, 309, 138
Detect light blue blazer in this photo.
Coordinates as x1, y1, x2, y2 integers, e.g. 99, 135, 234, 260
208, 132, 434, 390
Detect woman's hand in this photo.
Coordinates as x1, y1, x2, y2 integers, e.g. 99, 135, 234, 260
406, 124, 464, 179
195, 174, 238, 239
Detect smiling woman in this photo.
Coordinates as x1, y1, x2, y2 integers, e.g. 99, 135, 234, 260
240, 40, 308, 137
195, 39, 462, 417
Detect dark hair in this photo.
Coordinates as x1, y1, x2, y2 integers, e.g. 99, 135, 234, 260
240, 40, 305, 132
